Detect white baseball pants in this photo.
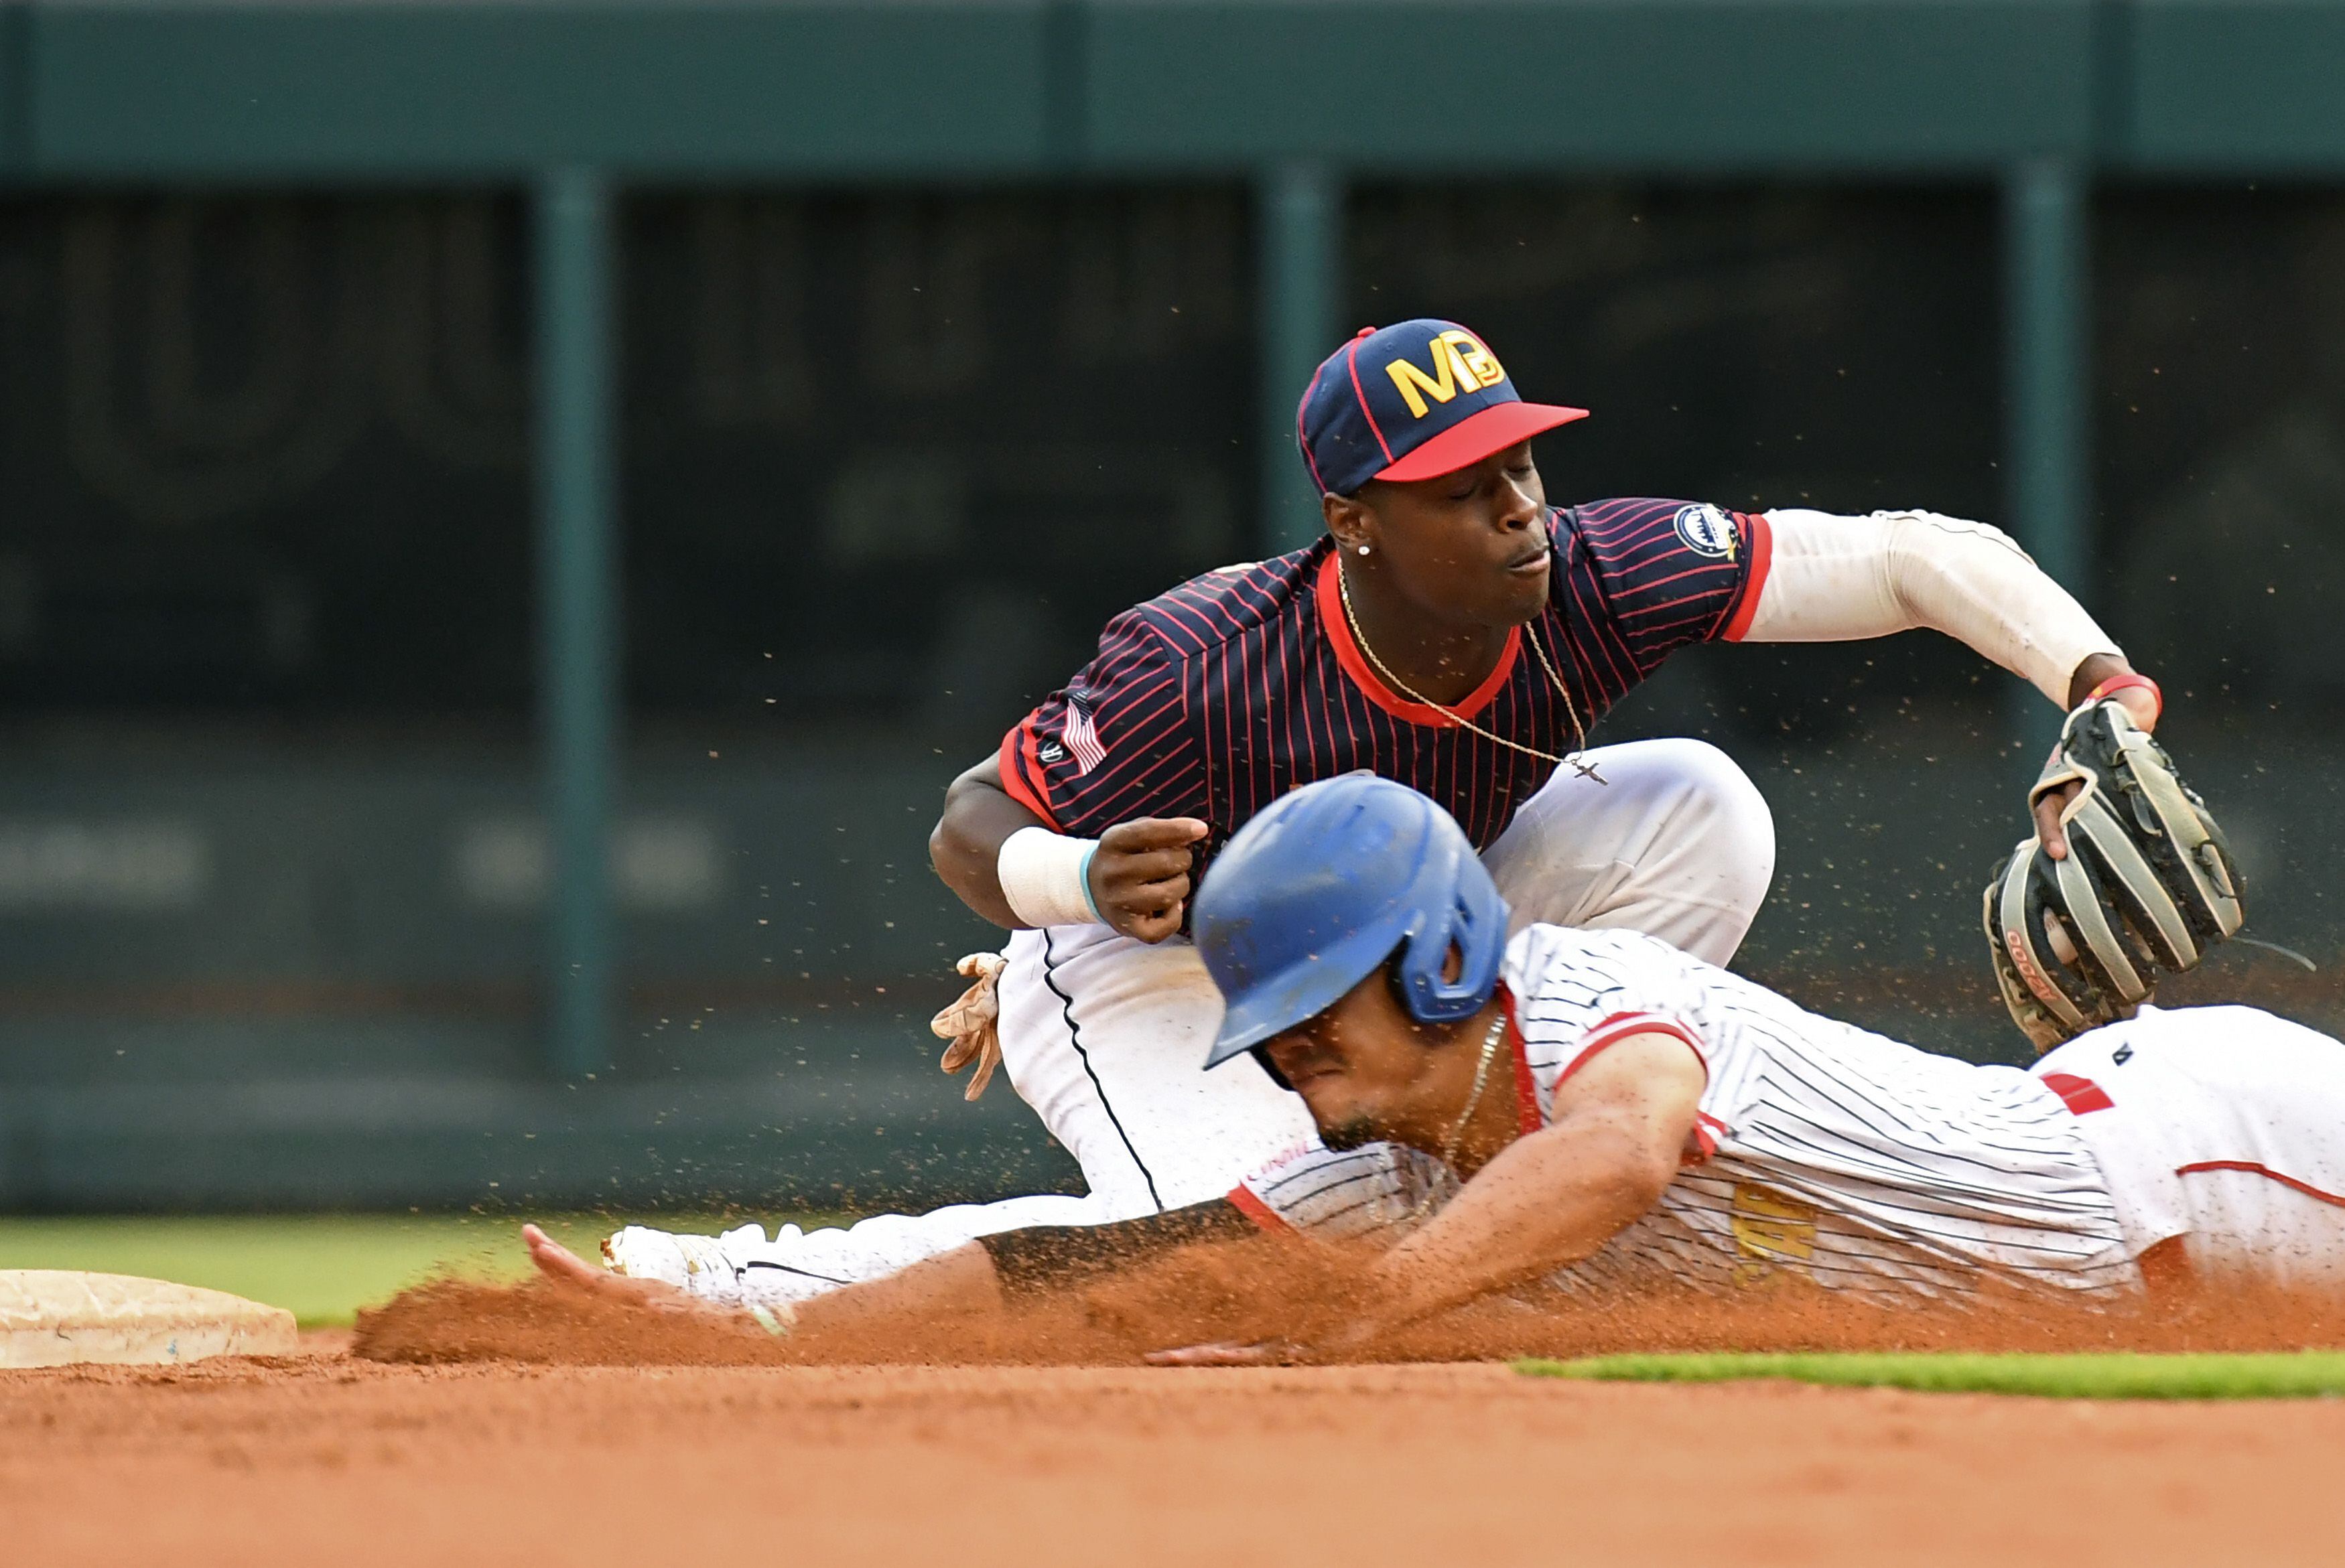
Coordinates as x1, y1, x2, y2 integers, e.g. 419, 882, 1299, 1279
2046, 1005, 2345, 1289
704, 737, 1777, 1306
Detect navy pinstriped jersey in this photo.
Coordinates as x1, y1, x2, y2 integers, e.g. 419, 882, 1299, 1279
1235, 924, 2141, 1301
999, 498, 1773, 854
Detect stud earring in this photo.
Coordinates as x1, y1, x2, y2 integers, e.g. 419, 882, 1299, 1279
1356, 544, 1371, 556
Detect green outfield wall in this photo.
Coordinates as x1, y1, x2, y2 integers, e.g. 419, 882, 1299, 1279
2, 1, 2343, 179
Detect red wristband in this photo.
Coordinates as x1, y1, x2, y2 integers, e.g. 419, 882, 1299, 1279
2083, 671, 2162, 721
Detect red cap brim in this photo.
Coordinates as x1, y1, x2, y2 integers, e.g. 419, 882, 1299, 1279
1372, 401, 1591, 484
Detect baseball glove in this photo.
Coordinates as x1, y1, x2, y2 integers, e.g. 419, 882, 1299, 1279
931, 951, 1008, 1101
1983, 698, 2245, 1053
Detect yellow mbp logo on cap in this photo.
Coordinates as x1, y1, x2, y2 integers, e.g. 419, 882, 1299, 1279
1384, 330, 1506, 418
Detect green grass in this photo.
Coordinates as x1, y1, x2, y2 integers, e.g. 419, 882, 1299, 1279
0, 1213, 841, 1328
1517, 1350, 2345, 1400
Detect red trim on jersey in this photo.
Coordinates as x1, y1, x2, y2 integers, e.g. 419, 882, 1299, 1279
2175, 1161, 2345, 1210
1719, 510, 1774, 643
1346, 338, 1396, 464
1503, 986, 1542, 1137
996, 719, 1064, 833
1227, 1183, 1294, 1233
1315, 552, 1523, 726
2041, 1071, 2115, 1115
1556, 1011, 1711, 1090
1690, 1111, 1729, 1163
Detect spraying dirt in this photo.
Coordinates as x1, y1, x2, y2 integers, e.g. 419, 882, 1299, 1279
352, 1234, 2345, 1368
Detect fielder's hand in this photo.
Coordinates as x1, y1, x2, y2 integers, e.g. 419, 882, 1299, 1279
2036, 658, 2161, 861
931, 952, 1008, 1101
1087, 816, 1209, 943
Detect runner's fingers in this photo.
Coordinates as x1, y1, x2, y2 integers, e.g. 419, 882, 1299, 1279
1142, 1341, 1279, 1367
523, 1226, 604, 1289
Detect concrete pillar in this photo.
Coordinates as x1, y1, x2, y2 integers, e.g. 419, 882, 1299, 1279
1257, 161, 1341, 555
2003, 157, 2091, 754
533, 167, 619, 1080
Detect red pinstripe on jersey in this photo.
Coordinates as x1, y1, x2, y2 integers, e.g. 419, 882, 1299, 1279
1001, 499, 1765, 870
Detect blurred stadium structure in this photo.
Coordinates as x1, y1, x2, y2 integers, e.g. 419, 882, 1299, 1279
1, 0, 2342, 1211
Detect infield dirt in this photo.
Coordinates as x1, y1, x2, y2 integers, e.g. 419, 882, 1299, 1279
7, 1344, 2345, 1568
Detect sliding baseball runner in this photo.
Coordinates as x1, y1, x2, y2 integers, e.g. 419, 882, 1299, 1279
524, 775, 2331, 1344
600, 317, 2167, 1311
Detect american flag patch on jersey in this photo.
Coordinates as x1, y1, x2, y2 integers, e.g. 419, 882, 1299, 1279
1062, 694, 1106, 775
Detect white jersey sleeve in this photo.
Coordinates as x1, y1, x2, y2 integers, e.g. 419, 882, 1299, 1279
1742, 508, 2120, 708
1231, 1141, 1458, 1244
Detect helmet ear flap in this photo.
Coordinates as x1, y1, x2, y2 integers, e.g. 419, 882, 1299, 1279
1394, 859, 1507, 1025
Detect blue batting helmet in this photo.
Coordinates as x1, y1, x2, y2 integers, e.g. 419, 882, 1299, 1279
1195, 775, 1510, 1069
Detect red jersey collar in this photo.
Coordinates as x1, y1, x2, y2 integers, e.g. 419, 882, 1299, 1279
1501, 985, 1542, 1137
1313, 551, 1523, 727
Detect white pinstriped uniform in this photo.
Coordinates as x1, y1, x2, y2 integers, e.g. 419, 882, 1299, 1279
1240, 924, 2155, 1301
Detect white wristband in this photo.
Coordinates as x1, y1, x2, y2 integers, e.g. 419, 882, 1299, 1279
997, 827, 1103, 928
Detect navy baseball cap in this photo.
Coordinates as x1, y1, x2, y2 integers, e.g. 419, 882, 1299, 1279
1296, 319, 1589, 497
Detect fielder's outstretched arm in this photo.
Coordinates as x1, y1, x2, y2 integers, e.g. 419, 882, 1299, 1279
1743, 508, 2162, 859
1741, 508, 2144, 711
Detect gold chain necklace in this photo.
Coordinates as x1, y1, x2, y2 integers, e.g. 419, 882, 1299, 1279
1338, 563, 1604, 783
1438, 1009, 1510, 1173
1404, 1008, 1510, 1224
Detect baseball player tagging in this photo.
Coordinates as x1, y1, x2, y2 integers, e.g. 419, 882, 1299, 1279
604, 316, 2164, 1307
521, 778, 2345, 1348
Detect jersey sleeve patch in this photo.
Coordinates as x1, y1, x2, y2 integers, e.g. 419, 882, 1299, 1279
1566, 498, 1764, 674
995, 612, 1206, 839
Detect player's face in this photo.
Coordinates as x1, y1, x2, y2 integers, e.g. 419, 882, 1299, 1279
1260, 965, 1463, 1155
1357, 443, 1551, 628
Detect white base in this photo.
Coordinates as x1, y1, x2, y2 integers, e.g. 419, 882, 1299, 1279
0, 1270, 299, 1368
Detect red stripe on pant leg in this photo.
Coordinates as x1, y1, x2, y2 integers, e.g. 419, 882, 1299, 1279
2175, 1161, 2345, 1210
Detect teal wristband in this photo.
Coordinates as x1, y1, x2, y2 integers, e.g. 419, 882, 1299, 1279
1077, 843, 1103, 922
